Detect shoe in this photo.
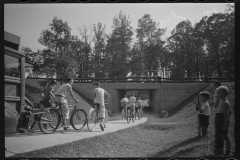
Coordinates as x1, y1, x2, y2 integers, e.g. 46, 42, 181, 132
63, 126, 68, 131
100, 124, 104, 131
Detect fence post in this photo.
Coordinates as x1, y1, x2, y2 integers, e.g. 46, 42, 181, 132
61, 77, 63, 85
91, 77, 94, 83
157, 76, 162, 83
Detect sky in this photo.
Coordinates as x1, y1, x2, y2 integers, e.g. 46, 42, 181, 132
4, 3, 231, 52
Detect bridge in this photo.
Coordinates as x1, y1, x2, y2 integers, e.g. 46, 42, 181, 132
29, 76, 234, 115
72, 82, 210, 114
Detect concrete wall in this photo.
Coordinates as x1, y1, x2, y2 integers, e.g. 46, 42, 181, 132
72, 83, 209, 114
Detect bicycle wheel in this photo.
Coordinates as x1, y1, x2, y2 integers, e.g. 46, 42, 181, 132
87, 108, 97, 132
39, 111, 61, 134
103, 109, 108, 128
132, 111, 134, 122
29, 114, 37, 130
70, 109, 87, 130
127, 110, 131, 123
122, 109, 124, 120
46, 109, 61, 129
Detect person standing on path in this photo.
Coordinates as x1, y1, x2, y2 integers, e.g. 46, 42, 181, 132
54, 77, 79, 131
196, 91, 211, 137
214, 86, 232, 156
93, 82, 111, 131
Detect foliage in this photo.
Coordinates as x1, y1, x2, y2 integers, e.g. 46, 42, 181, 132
25, 4, 234, 79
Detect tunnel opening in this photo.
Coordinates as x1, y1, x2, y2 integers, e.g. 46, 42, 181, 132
116, 89, 154, 113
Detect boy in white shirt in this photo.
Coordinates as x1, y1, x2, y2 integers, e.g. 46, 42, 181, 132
55, 78, 79, 130
93, 82, 111, 131
197, 91, 211, 137
120, 95, 129, 118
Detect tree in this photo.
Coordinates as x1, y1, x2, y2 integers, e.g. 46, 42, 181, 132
38, 17, 75, 78
105, 11, 133, 77
136, 14, 166, 78
92, 22, 106, 78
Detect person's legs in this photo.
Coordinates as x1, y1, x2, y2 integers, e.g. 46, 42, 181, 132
61, 98, 69, 130
98, 104, 105, 131
214, 114, 224, 155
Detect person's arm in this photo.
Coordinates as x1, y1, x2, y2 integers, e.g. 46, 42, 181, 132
49, 86, 55, 98
69, 87, 78, 101
198, 103, 205, 113
40, 87, 45, 97
104, 90, 111, 100
223, 102, 230, 131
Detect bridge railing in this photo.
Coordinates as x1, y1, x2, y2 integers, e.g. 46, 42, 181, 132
27, 76, 234, 83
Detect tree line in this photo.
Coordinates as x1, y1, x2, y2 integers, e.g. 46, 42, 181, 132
21, 4, 234, 79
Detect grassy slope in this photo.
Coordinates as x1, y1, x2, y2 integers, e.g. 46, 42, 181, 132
13, 82, 235, 158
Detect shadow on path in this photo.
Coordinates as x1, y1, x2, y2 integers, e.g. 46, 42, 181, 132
150, 136, 201, 157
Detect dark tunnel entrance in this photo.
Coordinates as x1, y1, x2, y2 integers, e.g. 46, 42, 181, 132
116, 89, 153, 113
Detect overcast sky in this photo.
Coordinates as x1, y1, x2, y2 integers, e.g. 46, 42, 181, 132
4, 3, 231, 52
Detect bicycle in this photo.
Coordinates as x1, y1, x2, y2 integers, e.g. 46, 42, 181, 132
121, 104, 128, 121
49, 100, 88, 131
127, 104, 135, 123
20, 99, 60, 134
134, 107, 141, 120
87, 99, 110, 132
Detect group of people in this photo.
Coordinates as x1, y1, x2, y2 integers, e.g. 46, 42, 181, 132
196, 81, 233, 156
120, 93, 144, 119
40, 78, 110, 132
40, 78, 233, 156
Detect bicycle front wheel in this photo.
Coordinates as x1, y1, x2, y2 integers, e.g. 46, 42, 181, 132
47, 109, 61, 129
70, 109, 87, 130
87, 109, 97, 132
103, 109, 108, 128
39, 110, 61, 134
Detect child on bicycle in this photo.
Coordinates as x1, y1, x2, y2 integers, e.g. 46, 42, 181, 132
120, 95, 129, 118
54, 77, 79, 131
40, 80, 57, 108
128, 93, 136, 118
136, 97, 143, 117
93, 82, 111, 131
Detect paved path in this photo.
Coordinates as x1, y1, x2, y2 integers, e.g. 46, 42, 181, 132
5, 114, 147, 157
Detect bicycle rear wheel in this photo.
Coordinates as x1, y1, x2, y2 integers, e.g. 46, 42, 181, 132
103, 109, 108, 128
122, 109, 124, 120
87, 108, 97, 132
70, 109, 87, 130
127, 110, 131, 123
39, 110, 61, 134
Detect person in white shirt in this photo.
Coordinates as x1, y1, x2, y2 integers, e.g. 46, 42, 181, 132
197, 91, 211, 137
128, 93, 136, 118
120, 95, 129, 118
55, 78, 79, 131
136, 97, 143, 117
93, 82, 111, 131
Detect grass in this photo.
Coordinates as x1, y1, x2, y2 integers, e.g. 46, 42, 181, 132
10, 82, 235, 158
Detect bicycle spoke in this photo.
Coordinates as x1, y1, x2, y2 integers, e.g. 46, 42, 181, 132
71, 109, 87, 130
